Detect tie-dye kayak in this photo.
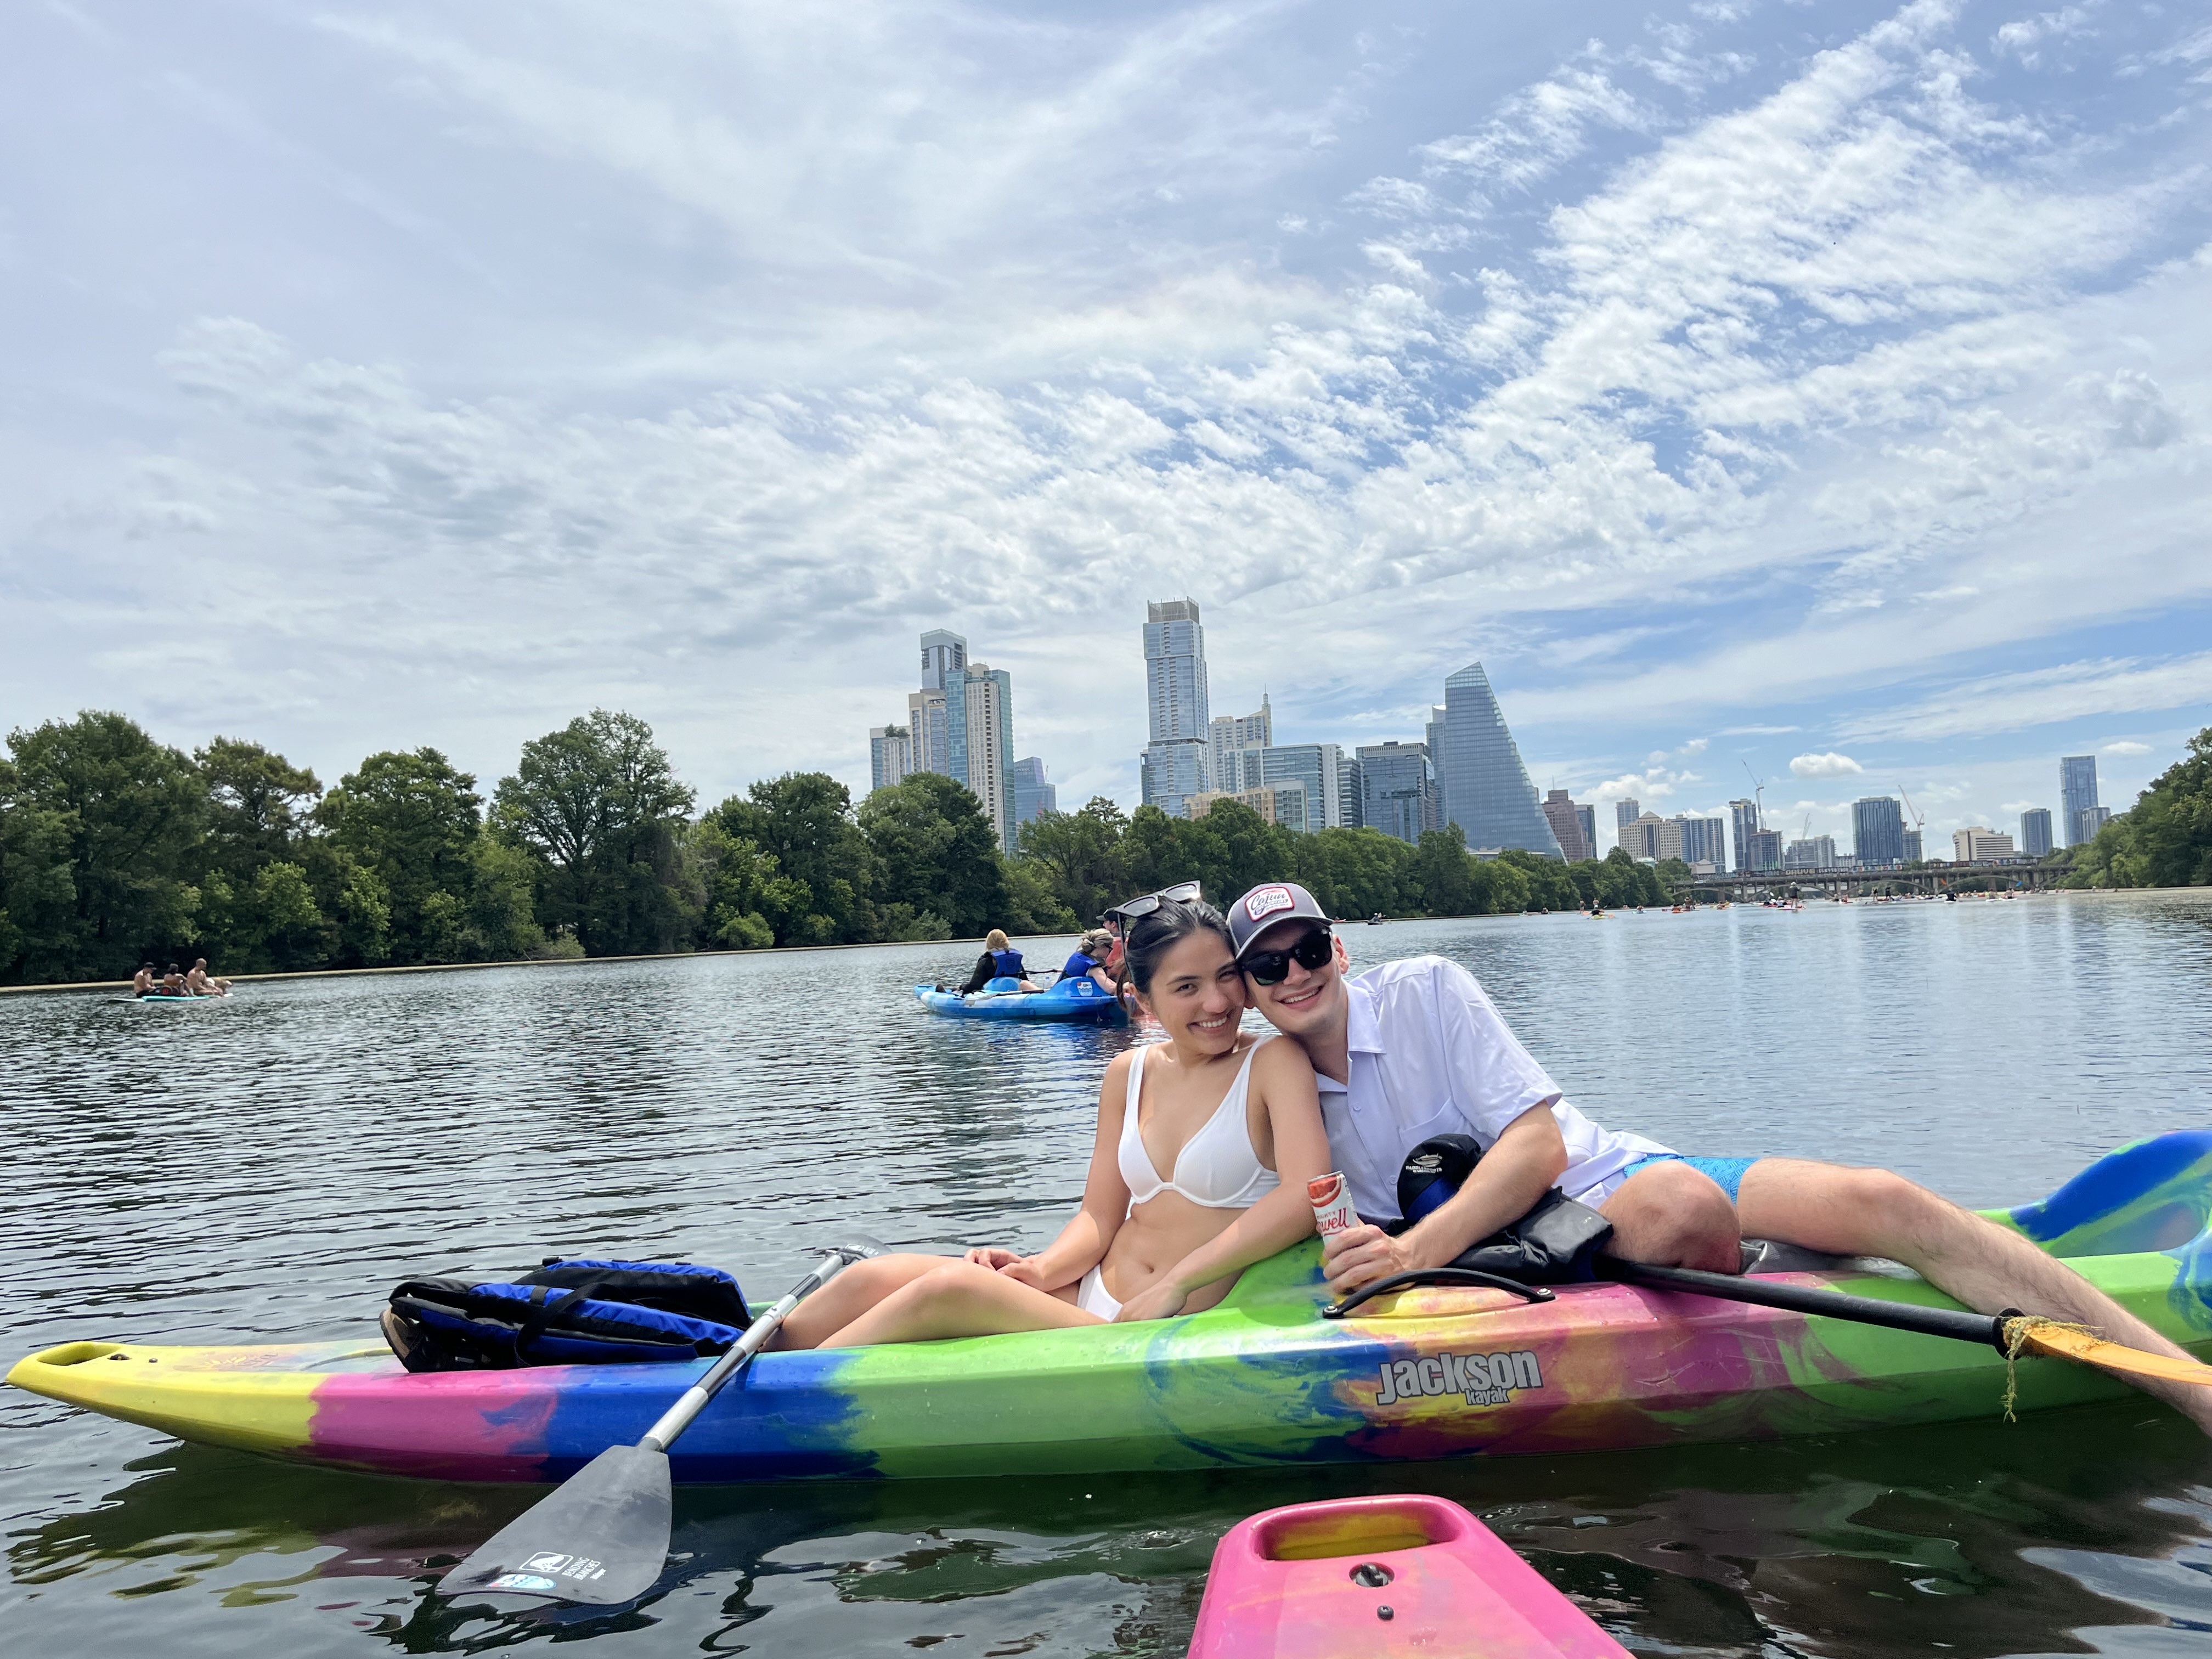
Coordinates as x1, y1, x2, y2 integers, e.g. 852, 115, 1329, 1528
12, 1132, 2211, 1486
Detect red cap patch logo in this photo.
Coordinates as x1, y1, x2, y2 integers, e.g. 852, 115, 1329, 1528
1244, 885, 1296, 921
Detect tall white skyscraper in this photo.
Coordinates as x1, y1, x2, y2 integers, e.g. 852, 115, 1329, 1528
905, 628, 1017, 850
1209, 695, 1273, 793
963, 664, 1016, 853
1141, 600, 1212, 816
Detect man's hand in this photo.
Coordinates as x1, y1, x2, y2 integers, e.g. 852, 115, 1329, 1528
1322, 1223, 1429, 1296
1113, 1279, 1190, 1323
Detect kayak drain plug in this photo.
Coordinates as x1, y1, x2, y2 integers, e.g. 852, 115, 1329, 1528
1350, 1562, 1393, 1588
1378, 1605, 1395, 1621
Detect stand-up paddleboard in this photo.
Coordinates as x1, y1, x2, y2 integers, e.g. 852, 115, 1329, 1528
1187, 1494, 1629, 1658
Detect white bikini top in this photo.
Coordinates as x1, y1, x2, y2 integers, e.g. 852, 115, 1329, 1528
1118, 1039, 1281, 1210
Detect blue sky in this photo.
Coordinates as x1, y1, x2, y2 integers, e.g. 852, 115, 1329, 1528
3, 0, 2208, 851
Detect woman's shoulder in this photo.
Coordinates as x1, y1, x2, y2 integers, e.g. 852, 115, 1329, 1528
1246, 1032, 1317, 1084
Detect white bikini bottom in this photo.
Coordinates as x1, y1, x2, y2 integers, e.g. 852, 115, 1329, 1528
1074, 1266, 1122, 1320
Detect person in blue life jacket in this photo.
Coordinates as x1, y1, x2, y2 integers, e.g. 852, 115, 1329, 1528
958, 928, 1041, 994
1058, 929, 1118, 995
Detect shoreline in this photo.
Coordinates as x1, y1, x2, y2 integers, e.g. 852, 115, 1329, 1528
3, 885, 2199, 999
0, 930, 1077, 999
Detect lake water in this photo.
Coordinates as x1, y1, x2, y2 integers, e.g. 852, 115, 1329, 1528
5, 893, 2212, 1656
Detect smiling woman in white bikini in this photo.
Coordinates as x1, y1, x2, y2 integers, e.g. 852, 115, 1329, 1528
775, 896, 1331, 1350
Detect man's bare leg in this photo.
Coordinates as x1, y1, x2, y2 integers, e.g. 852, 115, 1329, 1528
1599, 1161, 1742, 1272
1736, 1159, 2212, 1433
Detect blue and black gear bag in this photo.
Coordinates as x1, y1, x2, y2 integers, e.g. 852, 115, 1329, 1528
382, 1257, 753, 1373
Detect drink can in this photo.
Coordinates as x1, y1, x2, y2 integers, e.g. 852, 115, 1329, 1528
1308, 1172, 1359, 1238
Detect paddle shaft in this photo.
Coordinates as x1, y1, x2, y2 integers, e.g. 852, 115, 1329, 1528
1598, 1256, 2013, 1352
641, 1248, 851, 1452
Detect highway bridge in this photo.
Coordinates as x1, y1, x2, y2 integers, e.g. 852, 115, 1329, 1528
1685, 860, 2064, 899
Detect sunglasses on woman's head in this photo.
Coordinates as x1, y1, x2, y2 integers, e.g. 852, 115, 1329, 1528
1242, 927, 1334, 986
1110, 880, 1202, 921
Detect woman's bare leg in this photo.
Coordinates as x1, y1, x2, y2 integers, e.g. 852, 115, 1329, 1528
817, 1262, 1103, 1348
771, 1254, 951, 1350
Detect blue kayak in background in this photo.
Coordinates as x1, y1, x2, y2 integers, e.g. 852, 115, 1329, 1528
913, 976, 1126, 1022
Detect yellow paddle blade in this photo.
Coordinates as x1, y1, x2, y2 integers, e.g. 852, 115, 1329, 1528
2007, 1318, 2212, 1388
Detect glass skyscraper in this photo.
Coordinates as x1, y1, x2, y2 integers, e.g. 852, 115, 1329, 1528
1357, 741, 1436, 845
1140, 600, 1211, 816
1439, 662, 1562, 858
1260, 743, 1347, 835
2020, 806, 2053, 858
1012, 757, 1056, 826
2060, 755, 2100, 847
1852, 796, 1906, 867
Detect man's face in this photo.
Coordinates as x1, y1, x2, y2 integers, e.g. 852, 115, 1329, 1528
1240, 918, 1348, 1039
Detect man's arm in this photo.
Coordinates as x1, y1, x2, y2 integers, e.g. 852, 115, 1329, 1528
1320, 1104, 1567, 1295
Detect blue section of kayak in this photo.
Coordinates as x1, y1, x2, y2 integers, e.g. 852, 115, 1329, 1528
913, 979, 1126, 1023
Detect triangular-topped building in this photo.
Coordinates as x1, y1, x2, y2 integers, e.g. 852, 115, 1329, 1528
1440, 662, 1564, 859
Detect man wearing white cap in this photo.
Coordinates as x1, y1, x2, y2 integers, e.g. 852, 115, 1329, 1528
1225, 879, 2212, 1434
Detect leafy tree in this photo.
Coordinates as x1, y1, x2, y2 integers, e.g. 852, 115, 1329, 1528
1, 712, 204, 980
1017, 798, 1130, 924
706, 772, 875, 945
1188, 800, 1298, 909
198, 738, 320, 883
684, 816, 789, 949
321, 748, 484, 964
1414, 826, 1476, 916
494, 711, 697, 955
1118, 804, 1198, 898
2064, 727, 2212, 890
859, 773, 1009, 939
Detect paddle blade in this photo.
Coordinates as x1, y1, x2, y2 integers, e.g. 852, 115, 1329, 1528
440, 1443, 673, 1607
2013, 1320, 2212, 1389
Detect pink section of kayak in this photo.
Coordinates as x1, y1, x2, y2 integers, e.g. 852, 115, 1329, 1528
1187, 1494, 1631, 1659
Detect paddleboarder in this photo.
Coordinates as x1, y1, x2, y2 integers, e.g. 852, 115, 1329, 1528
1226, 881, 2212, 1436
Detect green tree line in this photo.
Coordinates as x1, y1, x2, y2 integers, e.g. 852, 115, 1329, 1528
2061, 724, 2212, 890
0, 707, 1676, 985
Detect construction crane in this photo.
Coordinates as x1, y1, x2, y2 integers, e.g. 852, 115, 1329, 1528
1741, 762, 1767, 831
1897, 784, 1926, 831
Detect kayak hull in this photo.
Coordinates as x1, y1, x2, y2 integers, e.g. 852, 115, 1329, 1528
1187, 1494, 1632, 1658
13, 1131, 2212, 1485
912, 981, 1125, 1022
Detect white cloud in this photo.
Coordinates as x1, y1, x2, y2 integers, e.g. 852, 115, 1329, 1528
2102, 739, 2151, 754
1841, 653, 2212, 743
6, 1, 2212, 801
1790, 751, 1865, 778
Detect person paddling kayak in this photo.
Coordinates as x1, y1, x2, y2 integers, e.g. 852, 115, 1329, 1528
1226, 879, 2212, 1437
956, 929, 1040, 994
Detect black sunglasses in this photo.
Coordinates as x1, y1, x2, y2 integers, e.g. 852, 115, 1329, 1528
1109, 880, 1202, 921
1242, 927, 1334, 986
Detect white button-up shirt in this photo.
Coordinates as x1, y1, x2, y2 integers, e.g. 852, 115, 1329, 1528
1313, 955, 1672, 1223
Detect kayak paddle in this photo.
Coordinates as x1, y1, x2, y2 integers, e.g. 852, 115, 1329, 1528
1597, 1257, 2212, 1389
439, 1238, 881, 1609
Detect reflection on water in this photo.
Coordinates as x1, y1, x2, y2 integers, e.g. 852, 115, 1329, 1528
5, 896, 2212, 1655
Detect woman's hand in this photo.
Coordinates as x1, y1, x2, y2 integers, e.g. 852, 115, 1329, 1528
1113, 1279, 1190, 1323
995, 1256, 1057, 1290
963, 1246, 1022, 1271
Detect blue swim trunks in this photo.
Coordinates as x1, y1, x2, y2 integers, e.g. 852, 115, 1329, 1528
1622, 1154, 1762, 1203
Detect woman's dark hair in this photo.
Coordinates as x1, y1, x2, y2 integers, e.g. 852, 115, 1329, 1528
1120, 898, 1234, 997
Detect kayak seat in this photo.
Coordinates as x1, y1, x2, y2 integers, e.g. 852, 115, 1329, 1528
2003, 1129, 2212, 1259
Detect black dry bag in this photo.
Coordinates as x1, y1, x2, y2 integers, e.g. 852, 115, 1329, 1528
1396, 1133, 1615, 1284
